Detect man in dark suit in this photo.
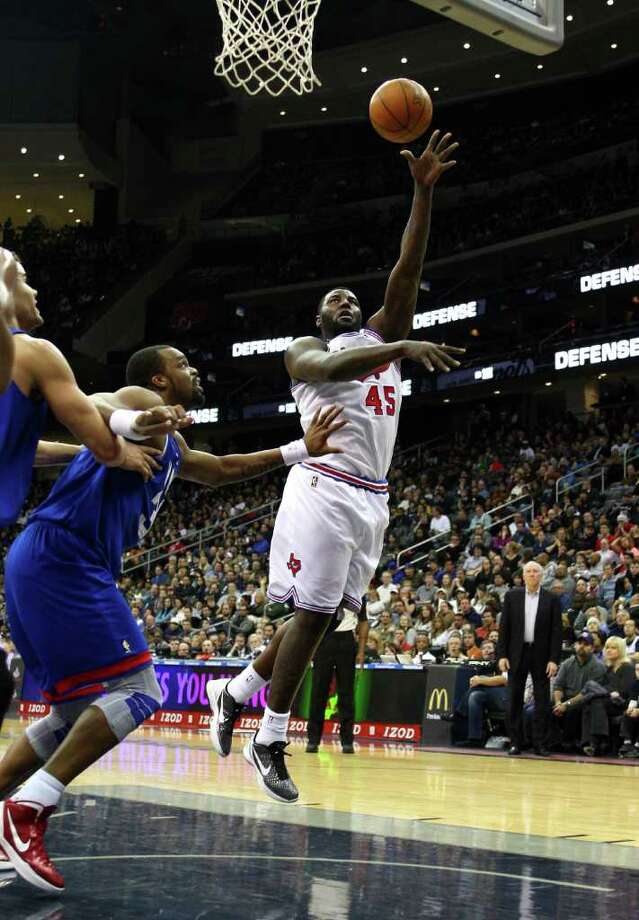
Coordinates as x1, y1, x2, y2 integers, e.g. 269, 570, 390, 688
497, 560, 562, 756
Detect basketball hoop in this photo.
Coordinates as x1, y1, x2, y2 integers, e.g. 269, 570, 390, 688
214, 0, 322, 97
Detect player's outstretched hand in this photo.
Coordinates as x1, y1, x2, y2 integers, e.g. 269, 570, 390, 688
400, 130, 459, 188
118, 442, 163, 481
402, 340, 465, 373
304, 405, 347, 457
132, 404, 194, 437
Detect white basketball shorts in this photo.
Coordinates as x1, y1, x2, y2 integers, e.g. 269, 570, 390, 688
268, 461, 389, 615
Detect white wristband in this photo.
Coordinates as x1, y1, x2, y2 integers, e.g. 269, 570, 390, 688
109, 408, 147, 442
280, 438, 310, 466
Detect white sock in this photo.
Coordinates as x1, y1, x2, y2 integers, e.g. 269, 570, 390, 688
256, 706, 290, 746
13, 769, 65, 810
227, 663, 268, 704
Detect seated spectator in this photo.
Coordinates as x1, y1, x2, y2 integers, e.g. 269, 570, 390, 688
623, 618, 639, 658
412, 634, 436, 665
458, 594, 482, 628
375, 610, 396, 649
413, 604, 434, 634
197, 639, 217, 660
176, 640, 192, 660
398, 613, 416, 647
608, 604, 631, 638
552, 632, 607, 752
462, 630, 483, 660
429, 505, 451, 538
444, 634, 467, 663
415, 572, 437, 606
392, 628, 413, 655
228, 633, 249, 658
476, 609, 498, 642
430, 614, 451, 649
618, 661, 639, 758
366, 587, 386, 620
377, 570, 398, 607
572, 604, 608, 635
571, 636, 636, 756
452, 639, 508, 748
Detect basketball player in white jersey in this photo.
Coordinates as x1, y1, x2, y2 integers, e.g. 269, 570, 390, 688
207, 129, 462, 802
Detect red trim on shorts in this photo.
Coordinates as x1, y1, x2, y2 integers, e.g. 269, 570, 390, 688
42, 683, 107, 704
301, 462, 388, 494
48, 650, 152, 699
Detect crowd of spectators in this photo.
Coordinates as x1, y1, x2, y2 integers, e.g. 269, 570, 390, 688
1, 218, 166, 348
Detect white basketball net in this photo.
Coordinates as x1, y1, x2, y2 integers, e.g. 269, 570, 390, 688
214, 0, 322, 96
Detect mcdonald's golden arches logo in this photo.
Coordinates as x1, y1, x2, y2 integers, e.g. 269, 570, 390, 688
428, 687, 449, 711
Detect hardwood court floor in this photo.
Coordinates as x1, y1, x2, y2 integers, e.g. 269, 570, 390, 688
2, 721, 637, 846
1, 719, 639, 919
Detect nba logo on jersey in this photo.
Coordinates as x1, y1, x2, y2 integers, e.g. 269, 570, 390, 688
311, 475, 318, 488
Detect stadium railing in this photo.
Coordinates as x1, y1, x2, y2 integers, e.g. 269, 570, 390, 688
124, 499, 281, 577
394, 494, 535, 577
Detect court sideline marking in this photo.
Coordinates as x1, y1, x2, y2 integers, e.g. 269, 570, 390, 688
50, 852, 613, 892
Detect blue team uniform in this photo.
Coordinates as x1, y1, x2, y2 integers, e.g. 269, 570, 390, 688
0, 329, 47, 527
5, 435, 182, 703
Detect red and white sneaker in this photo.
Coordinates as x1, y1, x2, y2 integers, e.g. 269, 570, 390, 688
0, 800, 65, 894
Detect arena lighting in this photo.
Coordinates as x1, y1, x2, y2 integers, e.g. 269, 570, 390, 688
361, 66, 368, 73
493, 390, 501, 395
57, 154, 65, 161
232, 336, 294, 357
610, 42, 618, 49
279, 110, 286, 116
463, 42, 471, 49
537, 64, 544, 70
78, 172, 85, 178
400, 57, 408, 63
443, 398, 450, 403
58, 194, 64, 200
32, 172, 39, 178
433, 86, 440, 92
15, 194, 21, 200
26, 208, 32, 214
321, 106, 327, 112
278, 402, 297, 414
566, 13, 573, 21
188, 406, 219, 424
20, 147, 27, 154
413, 299, 484, 330
494, 73, 501, 79
607, 0, 614, 5
555, 338, 639, 371
545, 381, 553, 387
579, 264, 639, 292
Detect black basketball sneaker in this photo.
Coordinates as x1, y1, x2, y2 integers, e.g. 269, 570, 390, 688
206, 679, 244, 757
243, 733, 299, 804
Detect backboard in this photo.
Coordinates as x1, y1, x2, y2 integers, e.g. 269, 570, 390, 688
410, 0, 564, 55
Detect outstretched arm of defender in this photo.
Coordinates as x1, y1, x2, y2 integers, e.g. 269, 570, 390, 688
34, 441, 83, 466
367, 130, 459, 342
177, 406, 346, 487
286, 336, 463, 383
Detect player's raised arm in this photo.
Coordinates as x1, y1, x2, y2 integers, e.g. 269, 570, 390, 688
367, 130, 459, 342
286, 335, 463, 383
177, 406, 346, 487
0, 249, 17, 393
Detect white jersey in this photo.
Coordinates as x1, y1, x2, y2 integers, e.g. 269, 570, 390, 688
291, 327, 402, 482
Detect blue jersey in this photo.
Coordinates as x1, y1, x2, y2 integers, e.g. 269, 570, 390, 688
30, 434, 182, 578
0, 329, 47, 527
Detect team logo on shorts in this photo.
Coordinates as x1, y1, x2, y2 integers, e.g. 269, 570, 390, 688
287, 553, 302, 577
122, 640, 131, 653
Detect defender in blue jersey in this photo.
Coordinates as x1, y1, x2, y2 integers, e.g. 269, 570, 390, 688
0, 342, 345, 894
0, 253, 185, 742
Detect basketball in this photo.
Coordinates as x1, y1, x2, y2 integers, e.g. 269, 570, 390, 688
369, 78, 433, 144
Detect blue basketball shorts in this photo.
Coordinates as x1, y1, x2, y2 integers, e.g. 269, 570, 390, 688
5, 523, 150, 703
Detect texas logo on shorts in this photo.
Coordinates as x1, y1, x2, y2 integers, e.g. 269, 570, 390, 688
287, 553, 302, 577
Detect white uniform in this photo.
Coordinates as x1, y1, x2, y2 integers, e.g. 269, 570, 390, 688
268, 327, 402, 615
